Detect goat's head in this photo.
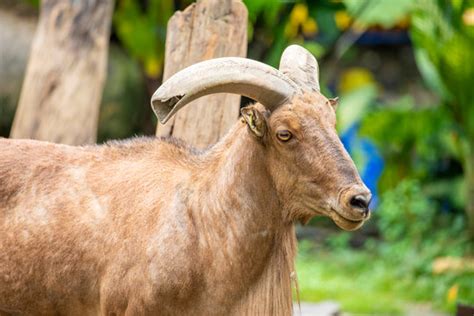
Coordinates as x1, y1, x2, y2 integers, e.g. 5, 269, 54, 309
151, 45, 371, 230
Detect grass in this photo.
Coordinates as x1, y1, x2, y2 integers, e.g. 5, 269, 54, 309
295, 240, 474, 315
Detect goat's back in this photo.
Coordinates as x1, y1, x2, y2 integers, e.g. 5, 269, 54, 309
0, 138, 197, 314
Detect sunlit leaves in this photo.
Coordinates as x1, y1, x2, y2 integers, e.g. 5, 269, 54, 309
336, 68, 377, 134
410, 0, 474, 137
334, 10, 351, 30
113, 0, 174, 79
343, 0, 414, 29
337, 85, 377, 134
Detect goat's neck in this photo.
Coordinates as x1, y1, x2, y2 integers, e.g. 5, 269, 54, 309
198, 123, 281, 241
191, 123, 297, 315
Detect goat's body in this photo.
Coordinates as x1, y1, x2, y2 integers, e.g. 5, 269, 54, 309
0, 127, 295, 315
1, 45, 371, 315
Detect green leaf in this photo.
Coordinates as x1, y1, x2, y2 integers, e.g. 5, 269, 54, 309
412, 47, 451, 100
343, 0, 414, 28
302, 42, 325, 58
337, 85, 377, 134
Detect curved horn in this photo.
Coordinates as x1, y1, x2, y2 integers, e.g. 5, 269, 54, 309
151, 57, 300, 124
279, 45, 320, 92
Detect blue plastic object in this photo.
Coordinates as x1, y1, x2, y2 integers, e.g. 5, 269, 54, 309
340, 123, 384, 209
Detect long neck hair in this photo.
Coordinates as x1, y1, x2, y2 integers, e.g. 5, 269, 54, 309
204, 122, 299, 315
233, 225, 298, 315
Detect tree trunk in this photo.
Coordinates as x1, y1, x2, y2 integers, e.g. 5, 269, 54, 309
156, 0, 247, 149
10, 0, 114, 145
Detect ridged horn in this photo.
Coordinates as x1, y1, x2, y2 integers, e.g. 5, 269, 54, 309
279, 45, 320, 92
151, 57, 300, 124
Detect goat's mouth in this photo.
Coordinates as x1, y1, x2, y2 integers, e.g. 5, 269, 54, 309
329, 207, 366, 231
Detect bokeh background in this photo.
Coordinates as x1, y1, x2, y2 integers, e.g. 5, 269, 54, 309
1, 0, 473, 314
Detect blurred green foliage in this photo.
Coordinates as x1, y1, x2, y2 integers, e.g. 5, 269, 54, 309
359, 97, 465, 205
21, 0, 38, 7
97, 47, 148, 142
0, 96, 16, 137
244, 0, 282, 43
411, 0, 474, 126
114, 0, 175, 79
297, 237, 473, 314
376, 179, 469, 263
299, 179, 472, 314
343, 0, 413, 29
410, 0, 474, 237
378, 179, 437, 244
245, 0, 345, 66
337, 73, 377, 134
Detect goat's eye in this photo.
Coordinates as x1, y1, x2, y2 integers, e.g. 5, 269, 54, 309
276, 130, 292, 142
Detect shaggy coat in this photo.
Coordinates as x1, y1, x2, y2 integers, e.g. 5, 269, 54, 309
0, 94, 368, 315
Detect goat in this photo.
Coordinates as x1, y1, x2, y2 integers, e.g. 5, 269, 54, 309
0, 45, 371, 315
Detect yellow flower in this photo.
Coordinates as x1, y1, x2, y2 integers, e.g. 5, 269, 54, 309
463, 8, 474, 26
302, 17, 318, 36
290, 4, 308, 26
447, 284, 458, 304
335, 10, 351, 30
338, 68, 375, 93
145, 57, 161, 78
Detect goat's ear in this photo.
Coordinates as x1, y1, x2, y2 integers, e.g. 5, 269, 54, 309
241, 106, 267, 138
328, 97, 339, 111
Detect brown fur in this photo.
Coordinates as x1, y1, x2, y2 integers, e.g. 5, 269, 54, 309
0, 93, 369, 315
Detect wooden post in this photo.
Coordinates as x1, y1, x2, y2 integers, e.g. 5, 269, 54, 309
10, 0, 114, 145
156, 0, 247, 149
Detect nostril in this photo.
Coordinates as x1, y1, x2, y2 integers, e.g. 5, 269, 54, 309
350, 195, 369, 211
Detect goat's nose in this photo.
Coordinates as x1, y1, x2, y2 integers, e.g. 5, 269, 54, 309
349, 194, 371, 216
